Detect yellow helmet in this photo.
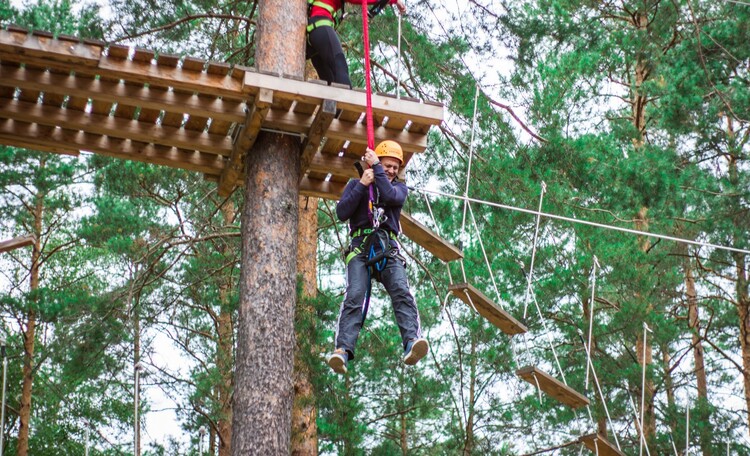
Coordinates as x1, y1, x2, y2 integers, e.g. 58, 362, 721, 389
374, 140, 403, 164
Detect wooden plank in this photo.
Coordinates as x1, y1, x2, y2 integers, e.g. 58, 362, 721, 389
516, 366, 589, 409
299, 99, 336, 180
0, 29, 102, 67
263, 110, 429, 154
292, 99, 319, 115
299, 176, 346, 200
0, 235, 36, 254
578, 434, 625, 456
217, 88, 274, 197
0, 133, 80, 156
307, 153, 359, 179
0, 97, 232, 156
244, 71, 443, 127
0, 119, 223, 175
449, 283, 527, 335
95, 55, 244, 98
400, 212, 463, 262
0, 62, 245, 122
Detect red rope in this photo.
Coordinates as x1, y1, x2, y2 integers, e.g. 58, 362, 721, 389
361, 0, 376, 222
361, 0, 375, 150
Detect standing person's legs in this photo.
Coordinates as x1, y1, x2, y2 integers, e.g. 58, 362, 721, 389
307, 24, 352, 87
334, 251, 370, 359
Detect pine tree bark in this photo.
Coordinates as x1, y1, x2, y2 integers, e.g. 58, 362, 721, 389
661, 343, 677, 435
292, 196, 319, 456
217, 200, 236, 456
634, 208, 656, 443
630, 4, 656, 444
16, 159, 45, 456
232, 2, 306, 452
721, 116, 750, 438
684, 253, 712, 455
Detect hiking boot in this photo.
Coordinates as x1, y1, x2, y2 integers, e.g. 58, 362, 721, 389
326, 348, 348, 374
404, 338, 429, 365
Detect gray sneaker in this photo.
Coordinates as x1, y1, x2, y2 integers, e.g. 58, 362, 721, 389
326, 348, 348, 374
404, 338, 428, 365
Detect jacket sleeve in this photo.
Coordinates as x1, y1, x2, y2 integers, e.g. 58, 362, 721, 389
336, 179, 368, 221
372, 163, 407, 206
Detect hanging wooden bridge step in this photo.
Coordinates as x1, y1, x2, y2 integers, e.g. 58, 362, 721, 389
448, 283, 527, 335
400, 213, 463, 262
516, 366, 589, 409
578, 434, 624, 456
0, 235, 36, 254
0, 27, 444, 199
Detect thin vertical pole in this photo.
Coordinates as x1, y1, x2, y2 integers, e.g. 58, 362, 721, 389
0, 339, 6, 456
84, 423, 89, 456
640, 323, 652, 456
685, 402, 690, 456
134, 362, 142, 456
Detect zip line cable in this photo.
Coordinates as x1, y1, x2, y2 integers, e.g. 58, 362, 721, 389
522, 182, 547, 321
458, 85, 481, 284
585, 256, 599, 389
408, 187, 750, 255
579, 264, 622, 450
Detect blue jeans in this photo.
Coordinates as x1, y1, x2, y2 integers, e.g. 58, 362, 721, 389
335, 240, 421, 360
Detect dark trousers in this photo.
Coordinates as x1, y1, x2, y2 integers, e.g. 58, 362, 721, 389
306, 19, 352, 87
335, 243, 421, 360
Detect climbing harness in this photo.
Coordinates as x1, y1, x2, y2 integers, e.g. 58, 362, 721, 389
307, 0, 344, 32
345, 222, 399, 324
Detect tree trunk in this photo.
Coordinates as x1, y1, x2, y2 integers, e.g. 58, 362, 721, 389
17, 160, 45, 456
684, 254, 712, 456
217, 295, 234, 456
736, 249, 750, 437
292, 196, 319, 456
217, 201, 236, 456
631, 5, 655, 441
661, 343, 677, 436
635, 208, 656, 444
722, 117, 750, 439
232, 1, 305, 451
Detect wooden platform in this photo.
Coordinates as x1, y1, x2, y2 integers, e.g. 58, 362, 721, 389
516, 366, 589, 409
448, 283, 527, 335
400, 213, 462, 262
578, 434, 624, 456
0, 235, 35, 254
0, 27, 443, 199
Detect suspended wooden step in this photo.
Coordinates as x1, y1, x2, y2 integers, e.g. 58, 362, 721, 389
516, 365, 589, 409
0, 235, 35, 254
578, 433, 624, 456
448, 283, 527, 335
0, 27, 444, 199
400, 212, 463, 262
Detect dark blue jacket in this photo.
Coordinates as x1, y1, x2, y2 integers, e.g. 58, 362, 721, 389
336, 162, 407, 237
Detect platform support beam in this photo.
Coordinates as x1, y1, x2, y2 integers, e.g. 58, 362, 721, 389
219, 88, 273, 197
299, 99, 336, 180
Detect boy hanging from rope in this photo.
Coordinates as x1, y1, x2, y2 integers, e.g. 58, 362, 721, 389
306, 0, 406, 87
327, 140, 428, 374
